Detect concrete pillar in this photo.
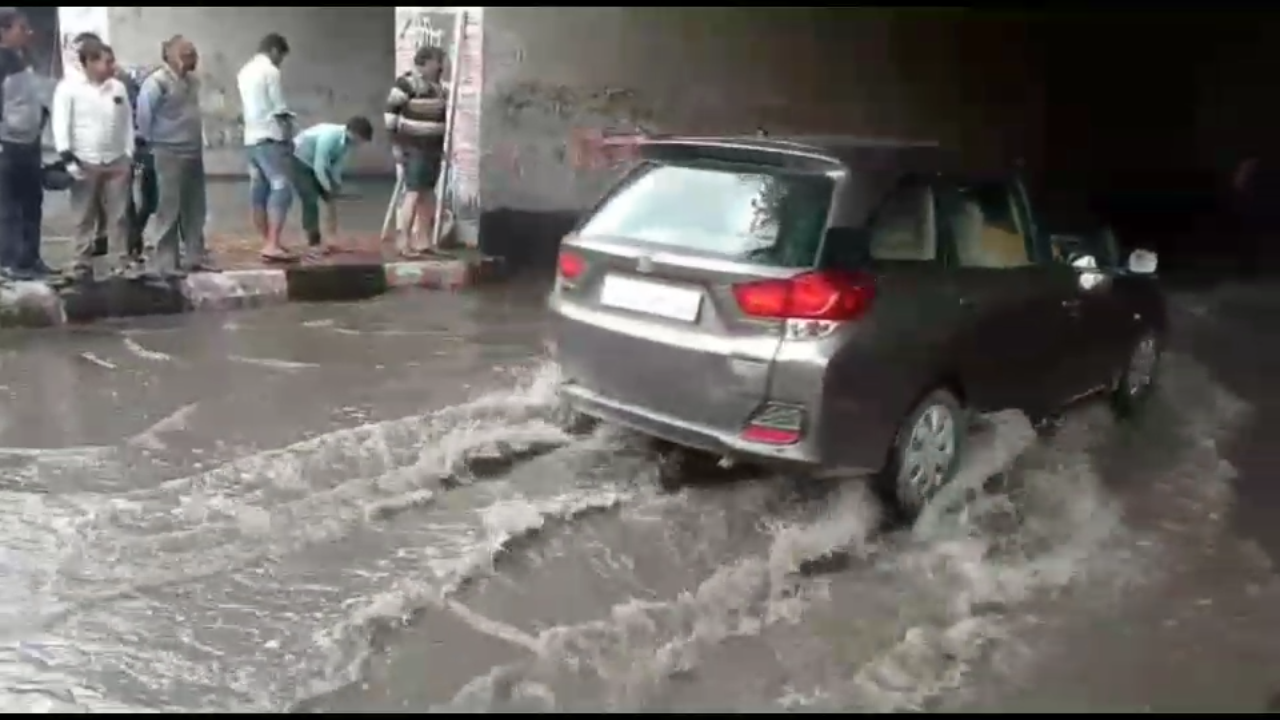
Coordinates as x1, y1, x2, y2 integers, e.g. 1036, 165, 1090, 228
105, 7, 396, 176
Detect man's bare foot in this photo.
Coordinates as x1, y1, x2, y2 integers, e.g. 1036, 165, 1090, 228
260, 246, 298, 264
399, 246, 435, 259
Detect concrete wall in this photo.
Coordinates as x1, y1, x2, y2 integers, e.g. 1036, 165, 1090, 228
107, 6, 396, 177
94, 8, 1277, 268
477, 8, 1047, 265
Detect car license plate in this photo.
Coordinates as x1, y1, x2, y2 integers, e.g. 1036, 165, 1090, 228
599, 274, 702, 322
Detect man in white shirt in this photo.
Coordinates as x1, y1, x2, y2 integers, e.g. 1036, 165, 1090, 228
236, 33, 296, 263
51, 39, 134, 283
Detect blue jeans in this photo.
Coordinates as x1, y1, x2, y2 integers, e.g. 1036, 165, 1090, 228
0, 142, 44, 271
246, 141, 293, 223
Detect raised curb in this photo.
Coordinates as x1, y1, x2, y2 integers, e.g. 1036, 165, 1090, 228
0, 256, 500, 329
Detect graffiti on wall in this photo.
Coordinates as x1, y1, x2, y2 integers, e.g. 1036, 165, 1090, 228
394, 8, 456, 81
394, 6, 483, 247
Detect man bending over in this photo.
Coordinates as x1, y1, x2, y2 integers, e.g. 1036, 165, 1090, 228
291, 116, 374, 253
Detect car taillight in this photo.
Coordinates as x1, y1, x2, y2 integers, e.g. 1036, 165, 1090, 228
558, 249, 586, 281
731, 270, 874, 321
741, 403, 806, 446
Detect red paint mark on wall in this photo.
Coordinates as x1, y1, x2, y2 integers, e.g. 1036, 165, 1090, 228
487, 129, 654, 180
569, 128, 647, 171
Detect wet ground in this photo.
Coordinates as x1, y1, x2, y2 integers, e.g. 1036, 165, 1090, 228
38, 178, 413, 272
0, 280, 1278, 712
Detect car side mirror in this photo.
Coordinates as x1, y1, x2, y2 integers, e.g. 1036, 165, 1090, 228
1070, 253, 1106, 290
1128, 249, 1158, 275
1069, 253, 1098, 271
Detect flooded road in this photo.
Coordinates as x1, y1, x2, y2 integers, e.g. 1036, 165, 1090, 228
0, 283, 1276, 712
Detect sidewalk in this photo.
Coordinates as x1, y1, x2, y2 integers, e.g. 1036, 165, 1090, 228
3, 178, 498, 329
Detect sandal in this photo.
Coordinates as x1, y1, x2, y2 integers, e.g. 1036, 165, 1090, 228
260, 250, 299, 264
399, 247, 432, 260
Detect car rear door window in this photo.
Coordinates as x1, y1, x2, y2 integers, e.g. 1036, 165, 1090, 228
866, 181, 937, 262
941, 180, 1034, 269
579, 161, 834, 268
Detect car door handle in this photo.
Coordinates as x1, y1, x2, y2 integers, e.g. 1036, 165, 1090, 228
959, 296, 977, 309
1062, 298, 1082, 314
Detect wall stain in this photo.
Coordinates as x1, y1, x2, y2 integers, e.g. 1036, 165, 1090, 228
496, 81, 657, 127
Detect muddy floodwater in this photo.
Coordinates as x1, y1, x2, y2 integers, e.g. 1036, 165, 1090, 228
0, 288, 1274, 712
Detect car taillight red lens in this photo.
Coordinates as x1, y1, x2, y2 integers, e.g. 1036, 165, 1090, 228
731, 270, 874, 321
741, 402, 806, 446
558, 249, 586, 281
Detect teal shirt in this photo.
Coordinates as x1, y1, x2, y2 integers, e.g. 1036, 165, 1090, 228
293, 123, 351, 193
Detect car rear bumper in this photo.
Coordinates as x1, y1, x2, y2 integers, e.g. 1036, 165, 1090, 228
559, 382, 824, 469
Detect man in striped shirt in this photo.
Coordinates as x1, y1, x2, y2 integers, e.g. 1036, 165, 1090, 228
384, 45, 447, 258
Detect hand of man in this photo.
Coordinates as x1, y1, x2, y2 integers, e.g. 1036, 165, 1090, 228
406, 97, 446, 116
275, 112, 296, 142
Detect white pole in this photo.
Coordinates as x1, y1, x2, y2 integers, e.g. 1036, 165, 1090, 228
429, 9, 466, 253
379, 165, 404, 244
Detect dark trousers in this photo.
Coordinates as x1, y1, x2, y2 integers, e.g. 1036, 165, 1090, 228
290, 155, 330, 246
0, 141, 44, 271
130, 152, 158, 256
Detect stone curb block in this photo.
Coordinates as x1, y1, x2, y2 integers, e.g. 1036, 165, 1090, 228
0, 256, 484, 329
184, 269, 290, 312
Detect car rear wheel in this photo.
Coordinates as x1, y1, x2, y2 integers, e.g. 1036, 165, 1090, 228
1111, 331, 1161, 419
881, 388, 968, 521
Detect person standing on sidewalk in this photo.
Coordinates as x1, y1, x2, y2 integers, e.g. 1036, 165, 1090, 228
0, 8, 52, 280
70, 31, 150, 266
291, 117, 373, 254
136, 35, 216, 276
383, 45, 447, 258
50, 40, 134, 284
237, 33, 296, 264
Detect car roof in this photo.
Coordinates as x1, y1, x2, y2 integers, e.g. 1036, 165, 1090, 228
641, 134, 955, 169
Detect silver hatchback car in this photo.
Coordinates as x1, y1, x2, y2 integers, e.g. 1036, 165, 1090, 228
549, 136, 1166, 517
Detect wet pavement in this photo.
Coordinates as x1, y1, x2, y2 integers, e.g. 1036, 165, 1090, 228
38, 178, 409, 273
0, 279, 1278, 712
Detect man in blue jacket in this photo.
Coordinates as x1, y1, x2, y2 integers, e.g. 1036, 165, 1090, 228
0, 8, 51, 280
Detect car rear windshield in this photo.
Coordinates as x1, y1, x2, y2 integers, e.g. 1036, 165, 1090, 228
579, 161, 834, 268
